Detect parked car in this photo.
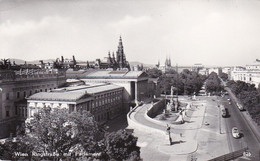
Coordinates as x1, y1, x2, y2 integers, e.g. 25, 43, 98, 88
232, 127, 240, 138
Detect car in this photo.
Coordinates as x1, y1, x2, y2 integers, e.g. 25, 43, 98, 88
236, 103, 244, 111
221, 107, 227, 117
232, 127, 240, 138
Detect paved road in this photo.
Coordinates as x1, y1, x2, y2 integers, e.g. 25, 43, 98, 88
218, 79, 260, 159
220, 94, 260, 159
134, 103, 168, 132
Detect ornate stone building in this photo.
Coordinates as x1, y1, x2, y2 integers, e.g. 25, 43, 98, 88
230, 60, 260, 88
95, 36, 130, 70
0, 59, 66, 138
27, 83, 124, 123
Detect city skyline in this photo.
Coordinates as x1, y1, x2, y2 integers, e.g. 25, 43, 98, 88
1, 0, 260, 66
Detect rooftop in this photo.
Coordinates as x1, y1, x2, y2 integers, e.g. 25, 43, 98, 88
27, 83, 123, 102
84, 70, 147, 79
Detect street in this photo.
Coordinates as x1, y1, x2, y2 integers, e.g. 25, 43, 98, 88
219, 78, 260, 160
220, 94, 260, 159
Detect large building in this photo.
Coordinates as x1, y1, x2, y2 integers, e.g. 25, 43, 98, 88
230, 60, 260, 88
66, 70, 150, 106
95, 36, 130, 70
71, 36, 130, 70
0, 59, 66, 138
27, 83, 124, 123
81, 70, 149, 105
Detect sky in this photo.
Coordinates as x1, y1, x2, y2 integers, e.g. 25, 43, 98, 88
0, 0, 260, 66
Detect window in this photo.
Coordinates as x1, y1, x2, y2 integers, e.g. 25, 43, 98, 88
17, 92, 20, 98
15, 106, 18, 115
6, 93, 9, 100
40, 89, 42, 92
35, 90, 37, 93
23, 91, 26, 97
30, 90, 32, 96
45, 89, 47, 92
6, 111, 9, 117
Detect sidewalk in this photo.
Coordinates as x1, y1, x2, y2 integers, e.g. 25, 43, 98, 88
128, 97, 208, 159
128, 96, 231, 161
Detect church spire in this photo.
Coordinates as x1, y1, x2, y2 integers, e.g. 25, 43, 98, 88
117, 36, 125, 69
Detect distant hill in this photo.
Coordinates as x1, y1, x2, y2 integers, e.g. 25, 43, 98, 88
129, 61, 143, 66
129, 61, 155, 68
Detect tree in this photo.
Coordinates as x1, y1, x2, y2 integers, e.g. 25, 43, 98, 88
205, 72, 223, 95
226, 80, 260, 125
24, 106, 104, 160
0, 107, 141, 160
157, 69, 205, 95
0, 136, 33, 160
146, 68, 162, 78
102, 130, 140, 161
219, 72, 228, 81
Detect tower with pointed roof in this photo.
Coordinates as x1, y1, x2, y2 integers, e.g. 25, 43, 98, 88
116, 36, 129, 69
165, 56, 172, 67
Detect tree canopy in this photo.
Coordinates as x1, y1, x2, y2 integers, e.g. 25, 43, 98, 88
146, 68, 162, 78
158, 69, 206, 95
0, 107, 141, 160
227, 80, 260, 125
219, 72, 228, 81
205, 72, 223, 95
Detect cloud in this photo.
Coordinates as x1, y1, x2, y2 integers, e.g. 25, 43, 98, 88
0, 15, 70, 36
109, 15, 152, 28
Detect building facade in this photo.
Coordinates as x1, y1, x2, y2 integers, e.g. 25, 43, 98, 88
66, 70, 150, 106
80, 70, 149, 105
95, 36, 130, 70
27, 83, 124, 123
230, 62, 260, 88
0, 67, 66, 138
